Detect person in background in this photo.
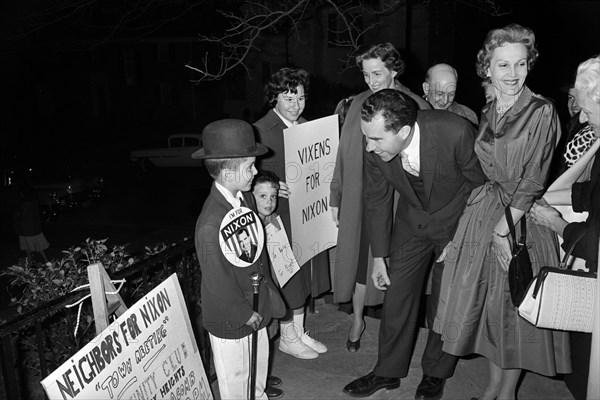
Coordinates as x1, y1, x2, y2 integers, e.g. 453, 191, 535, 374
530, 55, 600, 400
552, 83, 594, 179
330, 42, 431, 357
254, 67, 330, 360
14, 186, 49, 262
422, 63, 479, 125
434, 23, 571, 400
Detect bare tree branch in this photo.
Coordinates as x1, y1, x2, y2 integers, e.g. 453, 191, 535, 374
186, 0, 312, 81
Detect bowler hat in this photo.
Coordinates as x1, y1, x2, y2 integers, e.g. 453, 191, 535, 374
192, 119, 268, 159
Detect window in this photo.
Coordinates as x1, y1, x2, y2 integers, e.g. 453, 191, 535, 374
157, 43, 171, 63
184, 137, 200, 147
123, 49, 137, 86
160, 82, 173, 106
169, 136, 183, 147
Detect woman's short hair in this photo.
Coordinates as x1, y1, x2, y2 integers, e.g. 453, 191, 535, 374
361, 89, 417, 133
475, 23, 539, 79
264, 67, 310, 107
575, 55, 600, 104
355, 42, 406, 75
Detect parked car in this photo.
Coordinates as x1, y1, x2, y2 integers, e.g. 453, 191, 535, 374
129, 134, 204, 171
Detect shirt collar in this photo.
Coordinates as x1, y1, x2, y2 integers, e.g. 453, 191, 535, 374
273, 108, 298, 127
215, 181, 244, 208
403, 122, 420, 159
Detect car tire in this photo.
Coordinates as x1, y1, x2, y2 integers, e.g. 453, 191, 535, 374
141, 158, 155, 172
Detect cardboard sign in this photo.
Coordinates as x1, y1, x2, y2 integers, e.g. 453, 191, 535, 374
284, 115, 339, 267
264, 215, 301, 287
41, 274, 213, 400
219, 206, 265, 268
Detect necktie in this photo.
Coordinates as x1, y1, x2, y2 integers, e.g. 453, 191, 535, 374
400, 151, 419, 176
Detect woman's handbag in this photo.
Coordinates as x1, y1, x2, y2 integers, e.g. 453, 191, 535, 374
518, 232, 597, 332
505, 206, 534, 307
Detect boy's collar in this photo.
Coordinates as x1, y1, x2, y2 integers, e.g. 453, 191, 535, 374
215, 181, 244, 208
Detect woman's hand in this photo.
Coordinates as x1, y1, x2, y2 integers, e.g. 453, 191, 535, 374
491, 233, 511, 272
331, 206, 339, 227
278, 181, 291, 199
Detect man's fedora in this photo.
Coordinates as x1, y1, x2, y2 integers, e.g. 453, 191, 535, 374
192, 119, 268, 159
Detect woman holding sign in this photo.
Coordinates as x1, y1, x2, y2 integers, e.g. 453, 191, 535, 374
254, 67, 330, 360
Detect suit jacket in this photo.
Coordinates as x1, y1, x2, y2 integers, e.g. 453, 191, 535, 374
364, 110, 486, 257
195, 184, 285, 339
239, 243, 258, 263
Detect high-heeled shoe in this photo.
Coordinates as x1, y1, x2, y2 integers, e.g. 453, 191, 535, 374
346, 321, 366, 353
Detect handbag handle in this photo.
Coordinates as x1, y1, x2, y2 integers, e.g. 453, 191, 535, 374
504, 205, 526, 251
558, 231, 587, 269
531, 230, 588, 299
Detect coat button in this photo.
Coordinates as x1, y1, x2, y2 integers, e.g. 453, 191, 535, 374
417, 224, 423, 229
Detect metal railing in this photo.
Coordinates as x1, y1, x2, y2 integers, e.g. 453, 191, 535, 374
0, 239, 212, 400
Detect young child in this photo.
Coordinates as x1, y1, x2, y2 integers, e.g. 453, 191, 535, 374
251, 169, 326, 359
252, 170, 281, 228
193, 119, 285, 400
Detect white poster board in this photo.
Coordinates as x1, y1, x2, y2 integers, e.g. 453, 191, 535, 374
41, 274, 212, 400
284, 114, 339, 267
265, 215, 301, 287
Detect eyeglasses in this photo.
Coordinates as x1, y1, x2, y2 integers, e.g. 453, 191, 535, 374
281, 95, 307, 105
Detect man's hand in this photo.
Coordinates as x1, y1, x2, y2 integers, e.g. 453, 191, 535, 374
331, 206, 339, 227
245, 311, 263, 331
371, 257, 390, 290
436, 241, 453, 263
278, 181, 291, 199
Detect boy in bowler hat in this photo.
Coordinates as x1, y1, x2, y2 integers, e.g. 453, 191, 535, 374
193, 119, 286, 399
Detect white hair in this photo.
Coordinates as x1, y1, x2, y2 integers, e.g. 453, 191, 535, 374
575, 55, 600, 104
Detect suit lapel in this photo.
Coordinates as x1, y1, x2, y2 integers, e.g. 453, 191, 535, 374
391, 155, 422, 209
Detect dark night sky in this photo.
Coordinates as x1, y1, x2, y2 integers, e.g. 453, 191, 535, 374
1, 0, 598, 165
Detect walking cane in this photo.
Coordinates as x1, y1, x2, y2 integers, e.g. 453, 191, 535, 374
249, 272, 263, 400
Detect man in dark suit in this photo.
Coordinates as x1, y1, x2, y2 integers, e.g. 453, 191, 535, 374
343, 89, 485, 400
237, 228, 258, 262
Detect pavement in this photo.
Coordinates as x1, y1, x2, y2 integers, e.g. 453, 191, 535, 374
210, 300, 575, 400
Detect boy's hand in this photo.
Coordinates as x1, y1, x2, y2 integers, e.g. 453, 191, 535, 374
278, 181, 291, 199
246, 311, 263, 330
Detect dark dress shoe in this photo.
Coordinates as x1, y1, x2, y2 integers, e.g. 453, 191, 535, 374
267, 375, 282, 387
343, 372, 400, 397
415, 375, 445, 400
265, 385, 284, 399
